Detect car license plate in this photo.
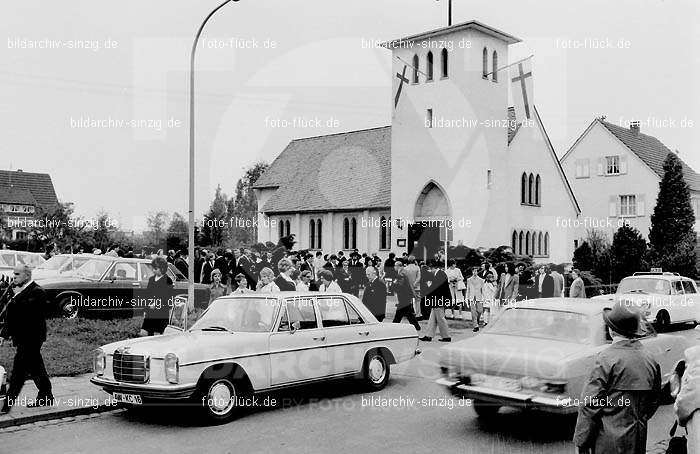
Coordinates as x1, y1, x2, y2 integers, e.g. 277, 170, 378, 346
113, 392, 142, 405
475, 375, 521, 392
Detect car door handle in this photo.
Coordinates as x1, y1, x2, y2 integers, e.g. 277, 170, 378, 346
131, 282, 140, 286
312, 336, 325, 341
666, 347, 672, 352
358, 331, 370, 336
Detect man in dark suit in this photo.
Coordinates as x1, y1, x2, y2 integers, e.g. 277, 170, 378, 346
541, 266, 555, 298
390, 259, 420, 331
201, 253, 216, 285
420, 260, 452, 342
194, 248, 206, 283
1, 265, 54, 413
274, 258, 296, 291
362, 266, 386, 321
300, 253, 317, 281
173, 249, 189, 277
214, 250, 229, 286
347, 252, 364, 297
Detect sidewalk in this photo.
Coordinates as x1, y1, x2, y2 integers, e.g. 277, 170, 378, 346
0, 374, 117, 429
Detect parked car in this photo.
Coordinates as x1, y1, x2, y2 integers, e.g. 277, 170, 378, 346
32, 253, 93, 280
0, 250, 46, 281
39, 255, 210, 318
436, 298, 688, 418
91, 292, 421, 423
593, 272, 700, 330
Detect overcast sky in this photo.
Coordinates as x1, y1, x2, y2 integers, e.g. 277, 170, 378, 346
1, 0, 698, 232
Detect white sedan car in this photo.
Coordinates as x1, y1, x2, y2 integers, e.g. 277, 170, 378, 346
91, 292, 420, 423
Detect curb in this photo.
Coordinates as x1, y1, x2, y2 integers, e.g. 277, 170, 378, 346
0, 402, 118, 429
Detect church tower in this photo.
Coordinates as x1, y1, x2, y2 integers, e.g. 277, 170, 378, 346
382, 21, 520, 259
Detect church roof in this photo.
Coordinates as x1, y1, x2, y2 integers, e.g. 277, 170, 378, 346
254, 126, 392, 213
0, 170, 58, 210
598, 120, 700, 192
380, 20, 521, 48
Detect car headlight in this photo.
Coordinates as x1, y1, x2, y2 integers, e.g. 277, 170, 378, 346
93, 349, 106, 376
164, 353, 179, 384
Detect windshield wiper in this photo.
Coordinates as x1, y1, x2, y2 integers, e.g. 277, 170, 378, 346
626, 289, 648, 294
197, 326, 232, 332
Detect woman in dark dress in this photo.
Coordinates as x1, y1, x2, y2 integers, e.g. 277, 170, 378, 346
140, 256, 174, 336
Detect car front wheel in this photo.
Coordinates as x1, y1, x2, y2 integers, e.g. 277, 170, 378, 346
57, 296, 79, 319
363, 351, 390, 390
655, 310, 671, 332
197, 377, 241, 424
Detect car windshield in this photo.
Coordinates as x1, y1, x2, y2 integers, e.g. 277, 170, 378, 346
617, 278, 670, 295
18, 253, 45, 267
190, 297, 280, 333
485, 308, 591, 344
74, 259, 112, 280
0, 254, 11, 267
38, 255, 71, 271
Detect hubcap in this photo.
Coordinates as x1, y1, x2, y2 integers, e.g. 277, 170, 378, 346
368, 356, 386, 383
207, 380, 235, 415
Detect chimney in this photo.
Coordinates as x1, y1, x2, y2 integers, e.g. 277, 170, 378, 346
630, 121, 640, 135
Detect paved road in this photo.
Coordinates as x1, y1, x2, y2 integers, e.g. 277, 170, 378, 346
3, 325, 699, 454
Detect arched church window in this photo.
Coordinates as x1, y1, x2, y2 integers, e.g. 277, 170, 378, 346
482, 47, 488, 78
285, 220, 290, 237
492, 51, 498, 82
351, 218, 357, 249
316, 219, 323, 250
525, 232, 531, 255
535, 175, 541, 206
512, 230, 517, 251
528, 173, 534, 204
544, 232, 549, 256
518, 231, 524, 255
426, 51, 434, 81
309, 220, 316, 249
521, 173, 527, 204
441, 48, 448, 77
538, 232, 543, 256
279, 220, 284, 239
343, 218, 350, 250
412, 54, 419, 83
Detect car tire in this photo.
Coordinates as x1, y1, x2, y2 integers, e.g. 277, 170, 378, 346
195, 377, 243, 424
57, 296, 79, 319
655, 311, 671, 332
363, 350, 390, 390
473, 399, 500, 418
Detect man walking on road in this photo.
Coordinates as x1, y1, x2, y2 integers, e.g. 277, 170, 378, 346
391, 259, 420, 331
1, 265, 54, 413
573, 301, 661, 453
466, 267, 485, 332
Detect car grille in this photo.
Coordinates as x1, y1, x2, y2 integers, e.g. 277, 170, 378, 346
113, 352, 149, 384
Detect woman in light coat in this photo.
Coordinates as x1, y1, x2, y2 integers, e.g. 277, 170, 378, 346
256, 267, 280, 293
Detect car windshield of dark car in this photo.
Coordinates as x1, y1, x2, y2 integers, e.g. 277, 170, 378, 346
74, 259, 112, 280
190, 298, 280, 333
485, 308, 590, 344
38, 255, 70, 271
616, 278, 670, 295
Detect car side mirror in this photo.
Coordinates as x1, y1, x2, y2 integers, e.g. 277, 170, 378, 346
290, 321, 300, 334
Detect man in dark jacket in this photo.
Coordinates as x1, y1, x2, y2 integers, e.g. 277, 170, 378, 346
173, 249, 189, 277
541, 266, 555, 298
573, 301, 662, 454
362, 266, 386, 321
1, 265, 53, 413
390, 259, 420, 330
419, 260, 451, 342
347, 252, 364, 296
214, 250, 229, 286
273, 258, 296, 291
201, 253, 216, 285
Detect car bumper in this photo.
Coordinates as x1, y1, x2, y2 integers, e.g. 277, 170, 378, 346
91, 377, 197, 401
436, 378, 577, 415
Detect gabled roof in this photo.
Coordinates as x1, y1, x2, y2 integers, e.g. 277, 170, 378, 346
599, 120, 700, 191
380, 20, 521, 48
254, 126, 391, 214
0, 170, 59, 210
561, 119, 700, 192
0, 186, 36, 205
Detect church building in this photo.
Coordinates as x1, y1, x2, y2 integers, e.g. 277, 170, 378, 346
254, 21, 581, 264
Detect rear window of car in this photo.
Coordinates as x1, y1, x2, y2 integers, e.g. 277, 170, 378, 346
486, 308, 590, 344
617, 278, 670, 295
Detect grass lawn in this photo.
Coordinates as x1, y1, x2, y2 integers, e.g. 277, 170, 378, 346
0, 317, 142, 378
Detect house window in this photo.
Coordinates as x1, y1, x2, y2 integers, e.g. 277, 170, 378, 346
426, 51, 434, 81
620, 195, 637, 216
482, 47, 488, 78
576, 159, 590, 178
441, 48, 448, 78
606, 156, 620, 175
487, 169, 493, 188
412, 54, 419, 83
426, 109, 433, 128
492, 51, 498, 82
380, 216, 390, 250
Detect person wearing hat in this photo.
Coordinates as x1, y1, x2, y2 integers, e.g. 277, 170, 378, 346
573, 301, 662, 454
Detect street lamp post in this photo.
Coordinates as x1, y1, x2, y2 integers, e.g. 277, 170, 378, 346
188, 0, 238, 311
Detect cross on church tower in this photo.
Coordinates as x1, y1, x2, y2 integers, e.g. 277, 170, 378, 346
394, 65, 409, 109
511, 62, 532, 120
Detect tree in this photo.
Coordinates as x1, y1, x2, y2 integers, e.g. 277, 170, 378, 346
166, 212, 188, 251
573, 241, 594, 271
610, 224, 648, 282
146, 211, 169, 249
201, 185, 228, 247
227, 162, 269, 246
92, 211, 118, 252
648, 152, 698, 277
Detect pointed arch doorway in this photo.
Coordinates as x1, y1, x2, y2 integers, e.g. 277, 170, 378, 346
408, 182, 452, 261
